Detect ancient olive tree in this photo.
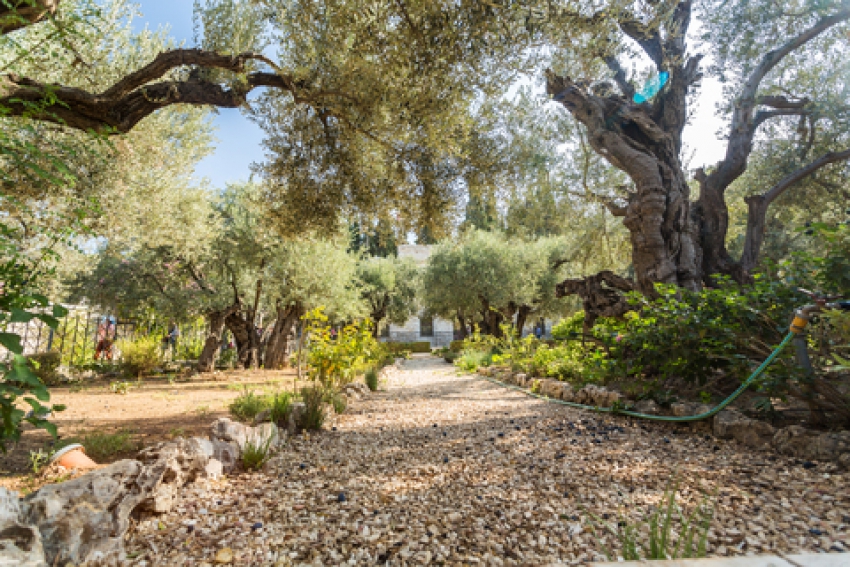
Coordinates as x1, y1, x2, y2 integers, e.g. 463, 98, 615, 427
542, 0, 850, 318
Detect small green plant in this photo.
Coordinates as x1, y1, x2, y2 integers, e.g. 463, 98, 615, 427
298, 385, 326, 431
329, 390, 347, 414
109, 381, 132, 395
229, 389, 270, 422
242, 434, 275, 470
698, 391, 712, 404
530, 379, 541, 394
365, 367, 379, 391
116, 335, 162, 378
195, 405, 211, 418
79, 430, 136, 461
268, 391, 295, 425
169, 427, 186, 438
585, 479, 715, 561
29, 448, 51, 474
455, 349, 493, 372
26, 352, 62, 386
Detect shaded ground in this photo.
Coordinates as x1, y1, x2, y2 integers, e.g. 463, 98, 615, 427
128, 357, 850, 566
0, 368, 308, 491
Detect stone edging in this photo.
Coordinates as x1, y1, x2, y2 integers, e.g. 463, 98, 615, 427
476, 367, 850, 469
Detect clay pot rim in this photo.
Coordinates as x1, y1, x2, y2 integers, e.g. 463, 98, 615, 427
49, 443, 85, 463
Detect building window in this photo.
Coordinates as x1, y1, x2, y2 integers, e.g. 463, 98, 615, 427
419, 316, 434, 337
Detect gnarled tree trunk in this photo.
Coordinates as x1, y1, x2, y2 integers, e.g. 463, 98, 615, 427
197, 303, 239, 373
225, 310, 259, 369
264, 302, 303, 370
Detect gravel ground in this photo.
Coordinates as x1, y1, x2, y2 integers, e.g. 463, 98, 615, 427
127, 357, 850, 566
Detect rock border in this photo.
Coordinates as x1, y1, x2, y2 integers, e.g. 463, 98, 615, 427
475, 366, 850, 469
0, 372, 382, 566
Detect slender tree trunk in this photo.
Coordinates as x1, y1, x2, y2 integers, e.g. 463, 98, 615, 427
456, 313, 468, 339
516, 305, 532, 337
197, 304, 238, 372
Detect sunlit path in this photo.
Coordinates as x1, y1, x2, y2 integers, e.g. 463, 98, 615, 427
128, 357, 849, 566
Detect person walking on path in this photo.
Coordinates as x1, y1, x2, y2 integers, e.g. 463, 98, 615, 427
94, 316, 116, 361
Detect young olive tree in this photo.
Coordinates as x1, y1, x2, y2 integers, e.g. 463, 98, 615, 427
356, 256, 419, 339
420, 231, 567, 337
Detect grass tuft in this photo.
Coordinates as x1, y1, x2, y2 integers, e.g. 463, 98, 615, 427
365, 367, 379, 392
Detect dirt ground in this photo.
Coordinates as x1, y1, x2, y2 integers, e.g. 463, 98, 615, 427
0, 368, 308, 491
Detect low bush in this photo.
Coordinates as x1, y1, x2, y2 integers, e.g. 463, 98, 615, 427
365, 367, 379, 391
456, 349, 493, 372
298, 385, 326, 431
268, 391, 295, 425
385, 341, 431, 354
328, 390, 347, 414
27, 351, 62, 386
116, 335, 162, 378
56, 430, 137, 461
551, 311, 585, 340
449, 340, 465, 352
229, 389, 269, 422
242, 435, 274, 470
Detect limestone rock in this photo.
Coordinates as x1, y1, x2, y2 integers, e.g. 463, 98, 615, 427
136, 438, 212, 514
539, 379, 562, 399
211, 439, 239, 473
210, 417, 250, 449
0, 487, 46, 566
345, 382, 370, 397
247, 422, 281, 449
287, 402, 307, 435
558, 383, 575, 402
21, 460, 146, 565
671, 402, 700, 417
513, 373, 527, 386
714, 409, 774, 448
633, 399, 659, 414
253, 409, 272, 424
773, 427, 850, 462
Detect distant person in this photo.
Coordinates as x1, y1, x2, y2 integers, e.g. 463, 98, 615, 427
94, 316, 116, 360
167, 322, 180, 359
534, 326, 543, 340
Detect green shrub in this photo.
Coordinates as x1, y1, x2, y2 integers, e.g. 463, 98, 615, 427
116, 335, 162, 378
268, 391, 295, 425
27, 351, 62, 386
242, 435, 274, 470
298, 385, 326, 430
365, 367, 379, 391
551, 311, 585, 340
449, 340, 465, 352
61, 430, 137, 461
385, 341, 431, 354
329, 390, 347, 414
456, 349, 493, 372
229, 389, 270, 422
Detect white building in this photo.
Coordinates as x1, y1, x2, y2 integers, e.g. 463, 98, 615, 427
386, 245, 455, 347
384, 244, 555, 347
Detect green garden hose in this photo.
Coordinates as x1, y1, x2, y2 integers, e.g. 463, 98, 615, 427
475, 330, 797, 423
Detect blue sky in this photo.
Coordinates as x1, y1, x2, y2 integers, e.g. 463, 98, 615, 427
132, 1, 727, 190
132, 1, 265, 188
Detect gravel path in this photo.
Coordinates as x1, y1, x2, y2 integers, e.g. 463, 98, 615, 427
129, 357, 850, 566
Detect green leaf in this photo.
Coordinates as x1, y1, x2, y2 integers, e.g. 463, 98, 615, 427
52, 304, 69, 318
0, 333, 23, 355
9, 308, 34, 323
35, 314, 59, 328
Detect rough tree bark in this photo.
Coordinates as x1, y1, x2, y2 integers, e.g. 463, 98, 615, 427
546, 1, 850, 320
225, 310, 260, 369
555, 271, 635, 331
264, 302, 303, 370
197, 303, 239, 373
515, 305, 532, 338
0, 0, 59, 35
